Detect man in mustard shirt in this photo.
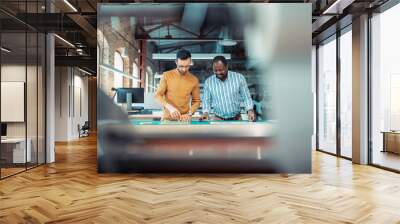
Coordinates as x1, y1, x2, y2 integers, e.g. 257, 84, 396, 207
155, 49, 201, 121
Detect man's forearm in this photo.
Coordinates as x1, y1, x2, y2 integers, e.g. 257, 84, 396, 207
190, 101, 200, 114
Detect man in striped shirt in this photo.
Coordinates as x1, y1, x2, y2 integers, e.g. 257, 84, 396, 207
201, 56, 256, 121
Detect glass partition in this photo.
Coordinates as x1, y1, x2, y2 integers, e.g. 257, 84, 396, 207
0, 1, 46, 179
1, 29, 28, 178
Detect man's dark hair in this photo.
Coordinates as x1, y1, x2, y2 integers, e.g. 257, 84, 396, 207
212, 55, 228, 66
176, 49, 191, 60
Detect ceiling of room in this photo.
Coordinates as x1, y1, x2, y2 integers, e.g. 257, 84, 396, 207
0, 0, 392, 75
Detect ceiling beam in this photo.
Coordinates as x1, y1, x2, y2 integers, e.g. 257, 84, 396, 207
67, 13, 97, 46
55, 55, 96, 69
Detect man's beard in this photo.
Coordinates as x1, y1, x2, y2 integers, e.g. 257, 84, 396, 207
178, 69, 187, 75
216, 73, 227, 80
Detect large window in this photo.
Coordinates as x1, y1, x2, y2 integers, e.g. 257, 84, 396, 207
114, 51, 124, 88
340, 28, 352, 158
132, 62, 140, 88
318, 36, 337, 154
317, 26, 353, 159
371, 3, 400, 171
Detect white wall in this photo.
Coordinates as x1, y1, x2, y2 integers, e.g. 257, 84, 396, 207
1, 65, 26, 139
71, 73, 89, 138
1, 65, 40, 137
55, 67, 69, 141
1, 65, 26, 81
55, 67, 89, 141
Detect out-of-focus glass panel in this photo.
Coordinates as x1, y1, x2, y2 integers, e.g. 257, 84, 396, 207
97, 3, 312, 173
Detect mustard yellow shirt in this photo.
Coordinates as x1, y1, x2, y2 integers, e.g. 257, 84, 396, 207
155, 69, 201, 120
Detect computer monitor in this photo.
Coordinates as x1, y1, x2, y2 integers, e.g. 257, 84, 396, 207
116, 88, 145, 104
1, 123, 7, 137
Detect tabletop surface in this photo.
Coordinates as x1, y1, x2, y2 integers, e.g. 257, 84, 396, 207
131, 120, 267, 126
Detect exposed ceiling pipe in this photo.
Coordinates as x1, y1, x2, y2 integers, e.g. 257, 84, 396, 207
323, 0, 355, 14
54, 34, 76, 48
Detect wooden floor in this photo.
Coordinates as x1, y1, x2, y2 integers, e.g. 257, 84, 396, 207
1, 164, 43, 178
1, 167, 26, 178
372, 151, 400, 171
1, 135, 400, 223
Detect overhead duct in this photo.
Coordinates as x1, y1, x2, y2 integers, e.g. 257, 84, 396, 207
174, 3, 208, 53
180, 3, 208, 35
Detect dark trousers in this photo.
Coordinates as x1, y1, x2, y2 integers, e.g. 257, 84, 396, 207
214, 114, 241, 121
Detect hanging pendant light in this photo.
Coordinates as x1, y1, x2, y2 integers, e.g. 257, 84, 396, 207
218, 26, 237, 47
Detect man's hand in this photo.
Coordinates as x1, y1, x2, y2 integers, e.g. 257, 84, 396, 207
165, 103, 181, 120
180, 113, 192, 122
247, 109, 256, 122
199, 112, 209, 121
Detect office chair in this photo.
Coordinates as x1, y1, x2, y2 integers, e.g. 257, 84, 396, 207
78, 121, 90, 138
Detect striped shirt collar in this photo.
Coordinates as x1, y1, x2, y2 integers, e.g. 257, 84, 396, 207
213, 71, 231, 82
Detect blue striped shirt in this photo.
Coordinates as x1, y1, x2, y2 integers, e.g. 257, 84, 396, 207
202, 71, 253, 119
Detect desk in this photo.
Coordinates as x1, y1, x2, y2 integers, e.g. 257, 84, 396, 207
382, 131, 400, 154
98, 120, 277, 172
1, 138, 31, 163
128, 113, 202, 120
